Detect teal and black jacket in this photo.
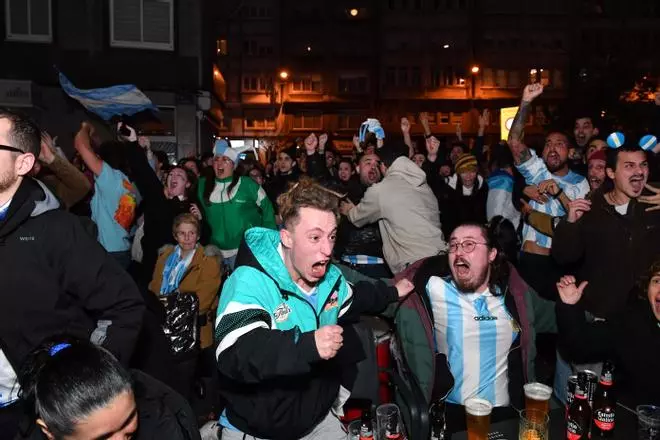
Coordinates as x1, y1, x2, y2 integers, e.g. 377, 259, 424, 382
214, 227, 398, 439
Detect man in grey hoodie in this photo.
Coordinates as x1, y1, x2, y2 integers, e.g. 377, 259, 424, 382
340, 142, 447, 275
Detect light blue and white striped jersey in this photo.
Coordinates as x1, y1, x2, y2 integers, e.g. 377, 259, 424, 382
487, 170, 521, 229
516, 151, 589, 249
426, 276, 519, 407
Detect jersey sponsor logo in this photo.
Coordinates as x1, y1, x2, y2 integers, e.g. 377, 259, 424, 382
274, 302, 291, 323
324, 291, 339, 311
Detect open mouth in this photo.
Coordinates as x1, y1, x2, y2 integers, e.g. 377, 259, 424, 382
311, 260, 329, 278
589, 177, 603, 187
630, 176, 644, 192
453, 259, 470, 277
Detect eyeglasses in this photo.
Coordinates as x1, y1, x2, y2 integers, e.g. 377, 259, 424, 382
0, 144, 24, 154
448, 240, 488, 254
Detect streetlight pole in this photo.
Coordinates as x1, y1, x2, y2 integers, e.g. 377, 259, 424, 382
470, 65, 480, 100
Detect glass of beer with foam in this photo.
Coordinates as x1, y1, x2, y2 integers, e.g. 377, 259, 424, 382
524, 382, 553, 419
465, 398, 492, 440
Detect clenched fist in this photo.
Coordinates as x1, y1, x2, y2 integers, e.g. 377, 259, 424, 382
314, 325, 343, 360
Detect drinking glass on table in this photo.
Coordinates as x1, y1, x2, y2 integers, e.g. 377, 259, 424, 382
518, 409, 549, 440
376, 403, 404, 439
465, 398, 493, 440
524, 382, 553, 418
637, 405, 660, 440
346, 419, 361, 440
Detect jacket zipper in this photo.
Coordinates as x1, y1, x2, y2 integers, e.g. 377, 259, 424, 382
280, 277, 342, 329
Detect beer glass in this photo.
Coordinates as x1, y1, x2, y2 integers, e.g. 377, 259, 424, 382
637, 405, 660, 440
518, 409, 549, 440
524, 382, 553, 418
346, 420, 361, 440
465, 398, 493, 440
376, 403, 403, 440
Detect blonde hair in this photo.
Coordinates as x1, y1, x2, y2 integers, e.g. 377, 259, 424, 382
172, 213, 200, 236
276, 177, 341, 228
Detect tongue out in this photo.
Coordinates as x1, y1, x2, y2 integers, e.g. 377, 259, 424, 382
311, 262, 327, 279
631, 180, 643, 193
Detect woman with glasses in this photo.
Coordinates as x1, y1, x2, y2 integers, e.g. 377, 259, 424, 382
149, 213, 222, 399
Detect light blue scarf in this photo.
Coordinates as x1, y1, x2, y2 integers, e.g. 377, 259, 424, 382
159, 245, 198, 295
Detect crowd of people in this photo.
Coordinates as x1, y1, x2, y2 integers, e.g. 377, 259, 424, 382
0, 81, 659, 440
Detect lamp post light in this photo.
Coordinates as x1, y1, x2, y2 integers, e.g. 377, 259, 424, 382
349, 8, 359, 16
470, 65, 480, 99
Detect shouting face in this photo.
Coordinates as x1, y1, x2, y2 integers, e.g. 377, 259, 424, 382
338, 161, 353, 182
357, 153, 381, 186
648, 271, 660, 321
166, 167, 190, 199
574, 117, 598, 148
606, 150, 649, 200
587, 158, 606, 191
281, 207, 337, 291
542, 133, 569, 173
213, 155, 235, 179
448, 225, 497, 293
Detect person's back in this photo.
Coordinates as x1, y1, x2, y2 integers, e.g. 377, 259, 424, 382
344, 142, 447, 275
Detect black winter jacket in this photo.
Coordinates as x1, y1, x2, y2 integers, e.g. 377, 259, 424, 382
557, 298, 660, 407
552, 189, 660, 318
0, 178, 144, 375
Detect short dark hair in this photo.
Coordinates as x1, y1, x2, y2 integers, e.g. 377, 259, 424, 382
377, 141, 409, 168
19, 337, 133, 438
0, 109, 41, 155
606, 144, 646, 172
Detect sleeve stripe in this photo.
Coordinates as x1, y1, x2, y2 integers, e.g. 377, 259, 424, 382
338, 284, 354, 318
216, 321, 269, 357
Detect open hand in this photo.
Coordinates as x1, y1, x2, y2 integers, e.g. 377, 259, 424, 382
39, 132, 56, 165
556, 276, 588, 305
566, 199, 591, 223
319, 133, 328, 149
315, 325, 343, 360
639, 183, 660, 212
478, 109, 490, 130
523, 185, 549, 204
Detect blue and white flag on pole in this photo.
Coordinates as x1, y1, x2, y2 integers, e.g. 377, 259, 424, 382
58, 72, 157, 120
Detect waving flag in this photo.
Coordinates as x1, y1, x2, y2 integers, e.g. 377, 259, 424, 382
58, 72, 157, 120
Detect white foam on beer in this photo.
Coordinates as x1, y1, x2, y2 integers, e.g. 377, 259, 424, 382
465, 398, 493, 416
524, 383, 552, 400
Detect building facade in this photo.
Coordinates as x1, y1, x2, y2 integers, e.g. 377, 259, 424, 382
212, 0, 583, 152
0, 0, 217, 159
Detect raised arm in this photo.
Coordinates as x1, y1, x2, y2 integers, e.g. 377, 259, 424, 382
73, 122, 104, 176
401, 117, 414, 158
39, 132, 91, 208
508, 84, 543, 164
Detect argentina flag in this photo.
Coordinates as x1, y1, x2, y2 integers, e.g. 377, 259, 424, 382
58, 72, 158, 120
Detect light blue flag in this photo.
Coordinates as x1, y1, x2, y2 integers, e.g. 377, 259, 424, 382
58, 72, 157, 120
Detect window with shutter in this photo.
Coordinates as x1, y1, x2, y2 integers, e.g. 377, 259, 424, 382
110, 0, 174, 51
5, 0, 52, 43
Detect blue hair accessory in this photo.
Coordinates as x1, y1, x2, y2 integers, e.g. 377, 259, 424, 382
639, 134, 658, 151
606, 132, 625, 149
49, 343, 71, 357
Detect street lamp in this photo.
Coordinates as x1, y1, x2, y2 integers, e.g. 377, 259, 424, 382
349, 8, 359, 16
471, 65, 480, 74
470, 65, 480, 99
279, 70, 289, 81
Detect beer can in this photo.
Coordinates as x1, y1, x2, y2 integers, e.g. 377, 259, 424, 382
583, 370, 598, 407
566, 375, 577, 409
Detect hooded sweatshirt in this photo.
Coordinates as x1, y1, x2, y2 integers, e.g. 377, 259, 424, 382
347, 156, 447, 274
0, 178, 144, 408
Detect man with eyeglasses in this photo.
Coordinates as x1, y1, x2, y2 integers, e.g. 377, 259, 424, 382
0, 110, 144, 437
415, 222, 556, 429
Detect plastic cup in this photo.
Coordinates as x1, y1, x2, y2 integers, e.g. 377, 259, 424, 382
637, 405, 660, 440
465, 398, 493, 440
519, 409, 549, 440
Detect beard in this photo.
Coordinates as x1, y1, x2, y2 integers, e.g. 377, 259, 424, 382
455, 267, 490, 293
0, 168, 18, 193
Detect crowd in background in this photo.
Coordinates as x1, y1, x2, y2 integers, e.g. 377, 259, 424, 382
1, 81, 660, 440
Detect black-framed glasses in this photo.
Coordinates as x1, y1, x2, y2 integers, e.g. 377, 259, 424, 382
448, 240, 488, 254
0, 144, 24, 154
